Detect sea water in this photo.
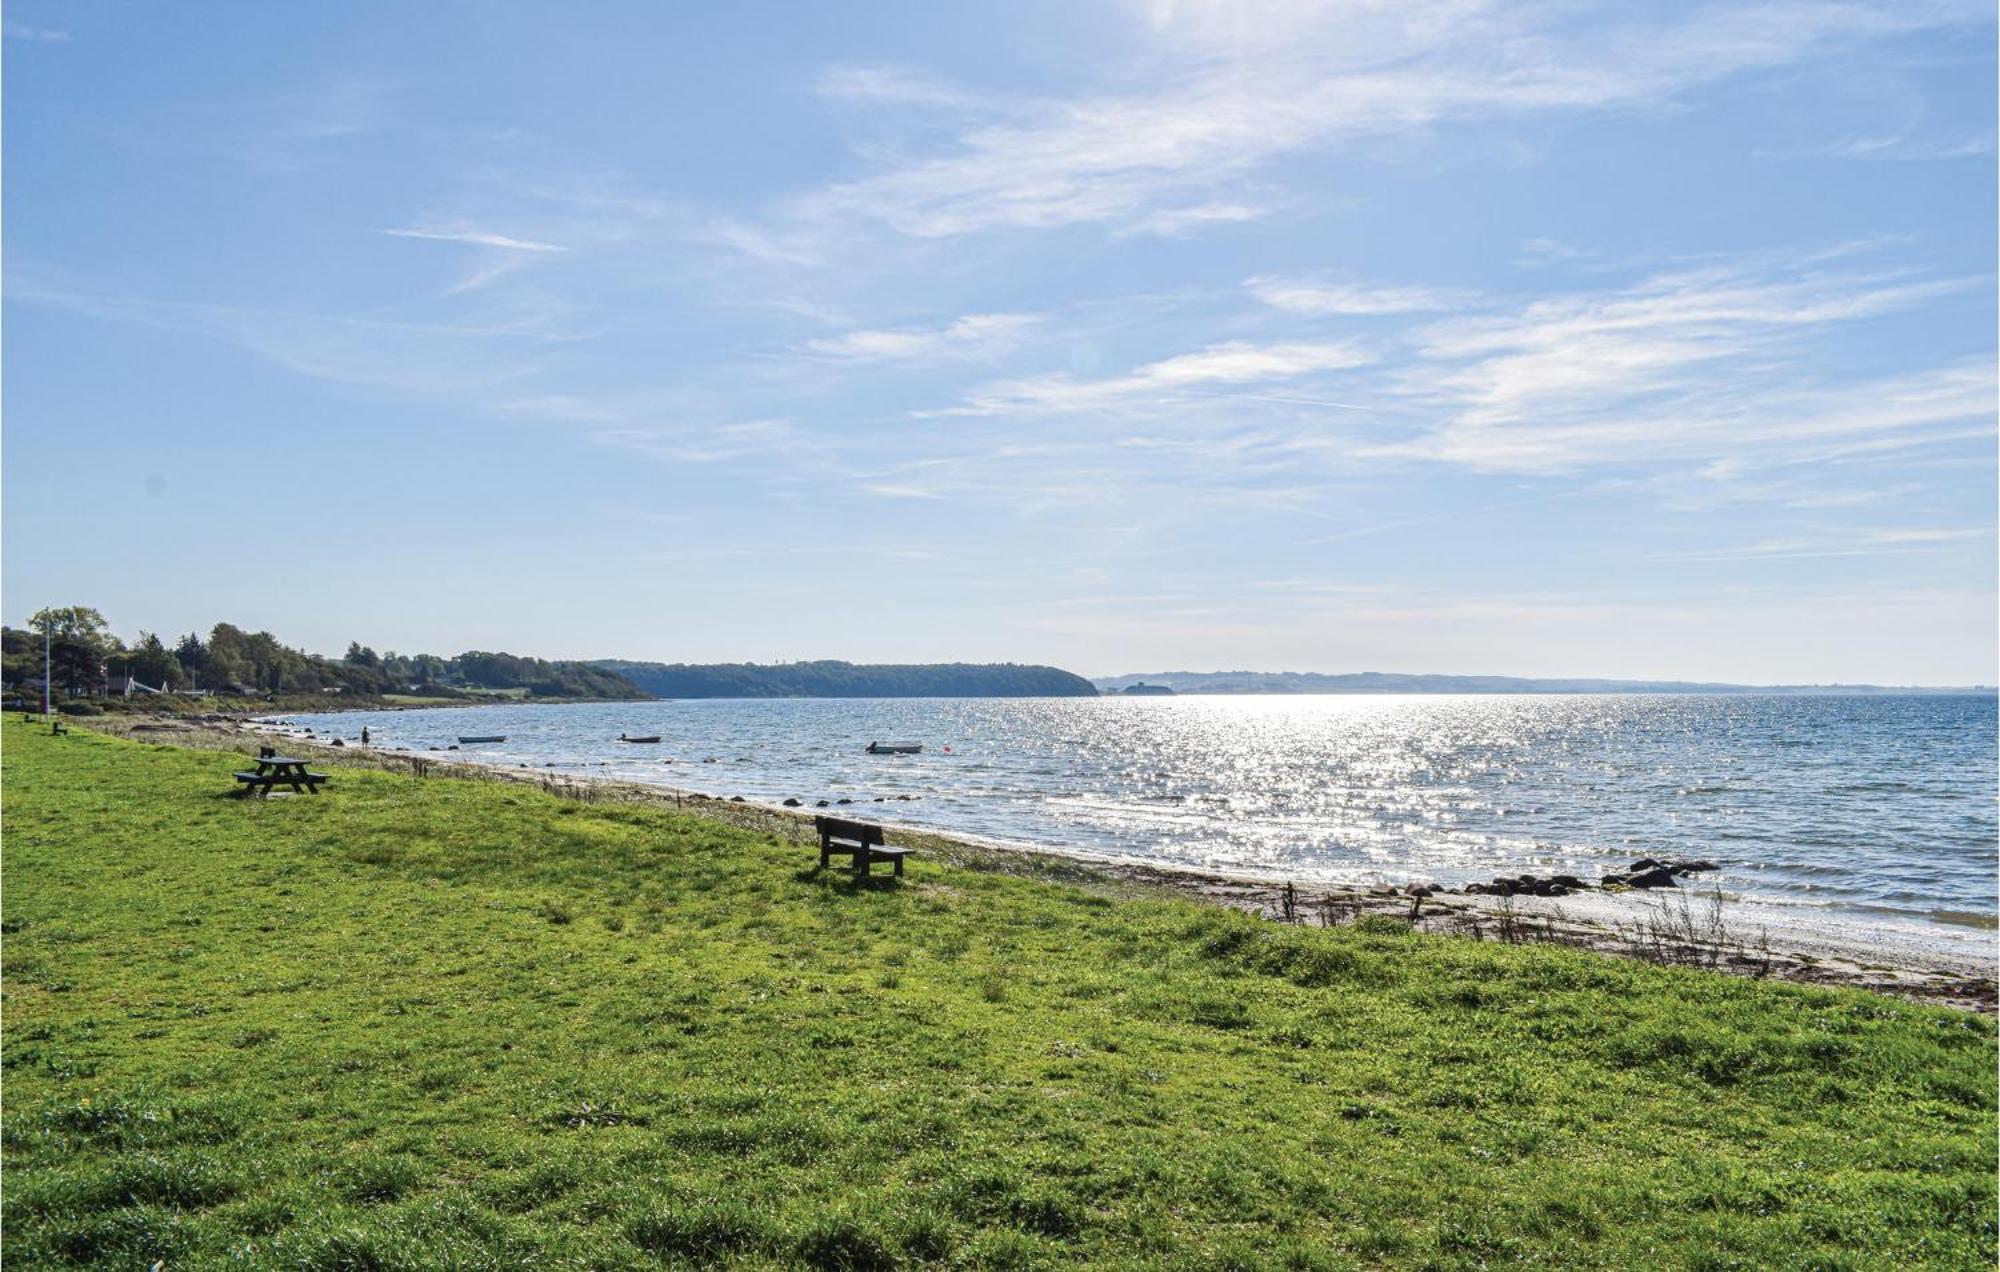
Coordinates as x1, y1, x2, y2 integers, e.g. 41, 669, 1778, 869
282, 694, 1997, 932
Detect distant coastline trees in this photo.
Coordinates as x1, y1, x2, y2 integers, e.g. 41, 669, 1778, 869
596, 659, 1100, 698
0, 607, 647, 703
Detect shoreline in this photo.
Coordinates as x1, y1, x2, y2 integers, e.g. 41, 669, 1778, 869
124, 713, 2000, 1013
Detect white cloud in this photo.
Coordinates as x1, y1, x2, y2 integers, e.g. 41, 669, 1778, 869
949, 339, 1374, 415
756, 2, 1984, 244
1246, 274, 1476, 315
4, 22, 68, 42
816, 65, 989, 111
587, 420, 799, 464
804, 312, 1041, 360
1133, 202, 1268, 237
1650, 526, 1993, 562
382, 226, 568, 252
1382, 263, 1989, 471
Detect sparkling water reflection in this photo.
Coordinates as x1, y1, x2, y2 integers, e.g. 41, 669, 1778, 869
284, 694, 1997, 929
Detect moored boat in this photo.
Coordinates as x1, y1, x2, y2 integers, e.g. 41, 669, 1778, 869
865, 741, 923, 755
618, 734, 662, 743
457, 735, 506, 744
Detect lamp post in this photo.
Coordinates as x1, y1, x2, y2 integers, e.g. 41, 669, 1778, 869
44, 619, 52, 718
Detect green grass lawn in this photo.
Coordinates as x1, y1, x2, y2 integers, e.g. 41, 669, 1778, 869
3, 726, 1994, 1269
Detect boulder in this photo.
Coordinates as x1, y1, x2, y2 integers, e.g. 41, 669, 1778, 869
1625, 867, 1677, 889
782, 798, 801, 807
815, 799, 830, 807
836, 798, 852, 805
1680, 859, 1720, 873
1628, 858, 1664, 873
1550, 874, 1585, 890
1403, 883, 1434, 898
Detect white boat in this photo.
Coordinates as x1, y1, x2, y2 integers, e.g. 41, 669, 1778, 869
865, 741, 923, 755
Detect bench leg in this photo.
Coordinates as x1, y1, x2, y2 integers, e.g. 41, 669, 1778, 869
893, 855, 904, 877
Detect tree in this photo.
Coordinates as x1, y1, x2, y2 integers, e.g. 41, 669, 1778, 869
128, 631, 184, 689
26, 607, 111, 697
345, 642, 381, 668
175, 633, 208, 683
29, 606, 109, 643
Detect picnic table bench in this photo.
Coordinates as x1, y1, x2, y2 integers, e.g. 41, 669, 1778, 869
233, 755, 330, 798
815, 815, 912, 878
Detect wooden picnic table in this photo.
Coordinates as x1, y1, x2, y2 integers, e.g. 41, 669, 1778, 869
233, 755, 330, 798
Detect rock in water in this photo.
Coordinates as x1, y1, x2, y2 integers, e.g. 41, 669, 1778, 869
1625, 867, 1677, 889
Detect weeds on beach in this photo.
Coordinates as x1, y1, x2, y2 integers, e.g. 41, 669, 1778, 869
4, 727, 1995, 1268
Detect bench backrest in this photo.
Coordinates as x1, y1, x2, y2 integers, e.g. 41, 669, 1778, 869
815, 816, 884, 846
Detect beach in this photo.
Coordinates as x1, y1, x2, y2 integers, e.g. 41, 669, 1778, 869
122, 712, 2000, 1012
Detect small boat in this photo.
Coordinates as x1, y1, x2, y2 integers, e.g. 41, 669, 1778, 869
618, 734, 662, 744
457, 735, 506, 744
865, 741, 923, 755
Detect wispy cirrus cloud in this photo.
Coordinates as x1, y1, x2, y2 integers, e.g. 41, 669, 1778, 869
751, 1, 1986, 246
1247, 274, 1477, 315
1382, 262, 1991, 471
4, 21, 68, 42
1650, 526, 1993, 562
381, 226, 569, 252
945, 339, 1374, 416
803, 312, 1040, 360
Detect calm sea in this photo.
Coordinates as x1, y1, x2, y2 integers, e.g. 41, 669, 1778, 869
281, 694, 1998, 931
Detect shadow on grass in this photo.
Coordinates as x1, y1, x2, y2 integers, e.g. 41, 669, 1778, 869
794, 866, 905, 894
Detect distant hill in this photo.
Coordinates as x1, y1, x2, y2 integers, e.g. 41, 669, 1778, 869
1094, 671, 1995, 696
597, 660, 1100, 699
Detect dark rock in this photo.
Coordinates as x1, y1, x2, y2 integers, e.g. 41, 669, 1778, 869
1465, 883, 1489, 894
1625, 867, 1677, 889
1550, 874, 1585, 890
836, 798, 852, 805
1680, 859, 1720, 873
1628, 858, 1664, 873
1403, 884, 1434, 897
330, 738, 344, 747
782, 798, 802, 807
815, 800, 830, 807
730, 796, 745, 802
1516, 874, 1538, 885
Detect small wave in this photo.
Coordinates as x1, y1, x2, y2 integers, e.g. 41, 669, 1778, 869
1930, 910, 2000, 931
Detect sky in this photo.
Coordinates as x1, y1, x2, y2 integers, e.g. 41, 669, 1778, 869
3, 0, 1995, 683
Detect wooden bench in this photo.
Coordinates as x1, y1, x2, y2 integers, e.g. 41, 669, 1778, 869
815, 816, 912, 878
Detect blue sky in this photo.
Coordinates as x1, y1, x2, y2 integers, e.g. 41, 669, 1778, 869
4, 1, 1995, 682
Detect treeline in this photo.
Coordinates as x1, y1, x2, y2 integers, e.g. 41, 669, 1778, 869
1, 607, 646, 702
596, 659, 1100, 699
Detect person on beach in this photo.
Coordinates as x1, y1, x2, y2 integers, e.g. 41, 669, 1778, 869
361, 726, 370, 746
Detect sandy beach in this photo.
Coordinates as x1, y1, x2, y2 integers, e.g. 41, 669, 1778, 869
119, 712, 1999, 1013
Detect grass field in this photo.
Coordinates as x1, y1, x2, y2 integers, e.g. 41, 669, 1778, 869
4, 726, 1994, 1268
